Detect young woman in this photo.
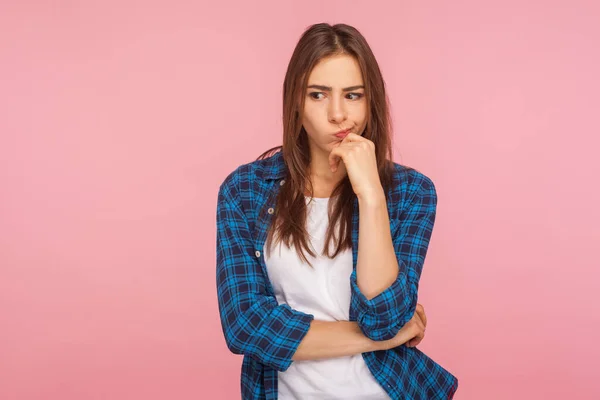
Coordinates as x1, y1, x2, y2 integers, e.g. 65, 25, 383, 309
216, 23, 458, 400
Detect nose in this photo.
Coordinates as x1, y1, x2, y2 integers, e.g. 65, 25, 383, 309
328, 94, 347, 124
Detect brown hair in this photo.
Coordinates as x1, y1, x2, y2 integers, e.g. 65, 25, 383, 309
259, 23, 395, 267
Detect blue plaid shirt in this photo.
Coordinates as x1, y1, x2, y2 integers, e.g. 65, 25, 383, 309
216, 149, 458, 399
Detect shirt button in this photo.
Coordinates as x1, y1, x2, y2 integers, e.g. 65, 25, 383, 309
255, 250, 261, 258
280, 179, 285, 186
267, 207, 274, 214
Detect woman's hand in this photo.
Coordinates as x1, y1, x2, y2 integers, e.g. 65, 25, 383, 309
406, 303, 427, 348
375, 303, 428, 350
328, 132, 383, 200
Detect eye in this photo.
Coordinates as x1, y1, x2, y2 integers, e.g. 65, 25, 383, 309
307, 92, 364, 100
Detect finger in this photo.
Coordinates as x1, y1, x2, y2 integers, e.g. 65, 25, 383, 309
406, 316, 425, 347
411, 308, 424, 328
408, 310, 427, 347
415, 304, 427, 329
340, 132, 368, 143
328, 143, 359, 171
407, 330, 424, 347
409, 317, 425, 344
328, 148, 342, 172
408, 333, 424, 348
340, 133, 375, 152
411, 323, 426, 346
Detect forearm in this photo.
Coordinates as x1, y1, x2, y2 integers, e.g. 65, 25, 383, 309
292, 320, 379, 361
356, 189, 399, 300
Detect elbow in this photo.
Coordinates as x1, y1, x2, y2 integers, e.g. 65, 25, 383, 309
220, 316, 248, 355
223, 325, 294, 373
225, 335, 244, 355
350, 270, 418, 341
357, 299, 418, 341
222, 322, 251, 356
218, 299, 254, 356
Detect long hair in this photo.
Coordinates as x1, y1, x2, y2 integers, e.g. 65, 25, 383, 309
259, 23, 395, 268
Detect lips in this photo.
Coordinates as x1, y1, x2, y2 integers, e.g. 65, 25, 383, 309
334, 129, 351, 138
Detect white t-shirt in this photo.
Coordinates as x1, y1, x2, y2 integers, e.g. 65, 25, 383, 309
263, 196, 391, 400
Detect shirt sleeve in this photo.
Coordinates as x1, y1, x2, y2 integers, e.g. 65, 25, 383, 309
216, 168, 315, 371
349, 173, 437, 341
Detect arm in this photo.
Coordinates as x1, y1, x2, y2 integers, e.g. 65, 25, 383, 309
350, 172, 437, 341
216, 168, 380, 371
293, 320, 379, 361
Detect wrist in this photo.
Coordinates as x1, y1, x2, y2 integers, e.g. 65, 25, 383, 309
366, 338, 386, 352
357, 187, 386, 207
352, 322, 387, 352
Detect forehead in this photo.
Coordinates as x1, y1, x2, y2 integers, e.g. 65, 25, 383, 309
307, 55, 364, 86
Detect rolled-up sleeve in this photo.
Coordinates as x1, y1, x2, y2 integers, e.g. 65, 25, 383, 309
216, 168, 314, 371
350, 174, 437, 341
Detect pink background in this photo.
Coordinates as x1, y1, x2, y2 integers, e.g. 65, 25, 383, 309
1, 1, 599, 399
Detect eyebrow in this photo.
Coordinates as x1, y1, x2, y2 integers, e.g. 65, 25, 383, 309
307, 84, 365, 92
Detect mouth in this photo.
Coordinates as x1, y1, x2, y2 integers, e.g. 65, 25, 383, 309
334, 129, 351, 139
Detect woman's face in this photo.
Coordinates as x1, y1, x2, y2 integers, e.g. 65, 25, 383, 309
301, 54, 368, 158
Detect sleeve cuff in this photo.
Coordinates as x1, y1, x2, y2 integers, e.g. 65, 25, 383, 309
349, 267, 416, 341
350, 268, 409, 317
259, 304, 315, 372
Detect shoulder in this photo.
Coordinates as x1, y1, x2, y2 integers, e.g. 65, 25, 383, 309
388, 161, 437, 211
218, 151, 280, 210
218, 158, 266, 192
390, 161, 436, 195
219, 147, 283, 190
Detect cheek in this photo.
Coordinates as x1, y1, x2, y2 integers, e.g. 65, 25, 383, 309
302, 104, 322, 124
349, 102, 368, 116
